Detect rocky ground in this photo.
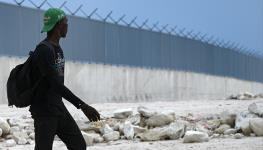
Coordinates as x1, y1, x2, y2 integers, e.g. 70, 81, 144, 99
0, 94, 263, 150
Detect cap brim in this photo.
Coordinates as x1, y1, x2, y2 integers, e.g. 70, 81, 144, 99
41, 24, 56, 33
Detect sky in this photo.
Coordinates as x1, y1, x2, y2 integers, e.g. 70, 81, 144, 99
1, 0, 263, 54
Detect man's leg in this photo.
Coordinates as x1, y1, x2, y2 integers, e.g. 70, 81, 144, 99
33, 116, 58, 150
57, 113, 86, 150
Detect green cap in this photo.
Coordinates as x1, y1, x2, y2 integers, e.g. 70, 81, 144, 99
41, 8, 66, 33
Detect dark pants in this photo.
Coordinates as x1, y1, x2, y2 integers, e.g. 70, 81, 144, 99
33, 113, 86, 150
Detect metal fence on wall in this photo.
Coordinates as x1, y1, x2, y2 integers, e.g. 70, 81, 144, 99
0, 1, 263, 83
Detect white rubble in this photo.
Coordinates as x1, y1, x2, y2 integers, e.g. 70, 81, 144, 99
7, 118, 20, 127
248, 103, 263, 117
249, 118, 263, 136
4, 139, 17, 147
81, 131, 94, 146
10, 126, 20, 134
206, 119, 221, 130
243, 92, 254, 99
123, 121, 134, 140
211, 133, 220, 138
220, 111, 236, 127
215, 124, 231, 134
235, 112, 258, 136
12, 131, 29, 145
137, 106, 157, 117
126, 114, 140, 125
224, 128, 237, 135
183, 131, 209, 143
138, 121, 186, 141
82, 131, 103, 146
103, 131, 120, 142
0, 128, 2, 137
133, 125, 147, 135
29, 133, 35, 140
113, 122, 123, 133
0, 117, 11, 135
167, 122, 187, 139
113, 108, 133, 119
228, 92, 254, 100
234, 133, 244, 139
145, 113, 174, 127
91, 133, 104, 143
195, 124, 212, 136
100, 124, 114, 135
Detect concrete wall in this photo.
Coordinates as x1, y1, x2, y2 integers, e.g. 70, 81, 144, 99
1, 2, 263, 83
1, 2, 263, 105
1, 56, 263, 104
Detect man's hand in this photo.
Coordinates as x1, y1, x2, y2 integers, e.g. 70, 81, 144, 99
80, 104, 100, 122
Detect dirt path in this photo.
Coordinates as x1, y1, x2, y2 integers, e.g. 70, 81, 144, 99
0, 99, 263, 150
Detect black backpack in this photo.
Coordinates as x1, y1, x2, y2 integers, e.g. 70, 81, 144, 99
6, 41, 54, 108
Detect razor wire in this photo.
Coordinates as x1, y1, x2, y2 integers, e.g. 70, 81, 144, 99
12, 0, 262, 58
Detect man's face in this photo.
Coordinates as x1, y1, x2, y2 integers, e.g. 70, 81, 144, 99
59, 17, 68, 38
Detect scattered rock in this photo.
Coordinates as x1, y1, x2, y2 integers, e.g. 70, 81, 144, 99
0, 128, 2, 137
27, 139, 35, 145
10, 126, 20, 134
5, 134, 13, 139
12, 131, 29, 145
138, 121, 186, 141
17, 138, 27, 145
113, 108, 133, 119
145, 113, 174, 127
249, 118, 263, 136
235, 113, 253, 136
215, 124, 231, 134
100, 124, 114, 135
211, 133, 220, 138
82, 121, 104, 133
254, 93, 263, 99
139, 115, 148, 127
137, 127, 165, 141
0, 138, 4, 142
183, 131, 209, 143
137, 106, 157, 118
133, 126, 147, 135
103, 131, 120, 142
123, 121, 134, 140
92, 134, 104, 143
206, 119, 221, 130
248, 103, 263, 117
220, 111, 236, 127
229, 92, 254, 100
195, 124, 212, 136
0, 118, 11, 135
126, 114, 140, 125
243, 92, 254, 99
234, 133, 244, 139
224, 128, 237, 135
4, 139, 17, 147
81, 131, 94, 146
76, 120, 90, 131
168, 122, 187, 140
29, 133, 35, 140
7, 118, 20, 127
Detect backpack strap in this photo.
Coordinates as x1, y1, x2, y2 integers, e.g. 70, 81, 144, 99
39, 40, 56, 60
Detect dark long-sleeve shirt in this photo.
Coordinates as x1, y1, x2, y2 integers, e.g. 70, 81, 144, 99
29, 39, 84, 117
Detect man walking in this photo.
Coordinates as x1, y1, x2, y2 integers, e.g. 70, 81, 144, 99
29, 8, 100, 150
